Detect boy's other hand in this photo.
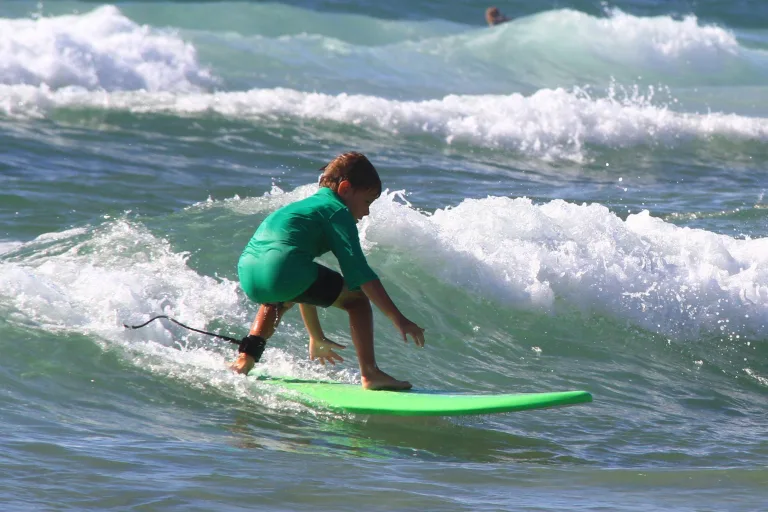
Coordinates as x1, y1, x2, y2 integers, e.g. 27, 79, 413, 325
395, 315, 425, 347
310, 337, 346, 365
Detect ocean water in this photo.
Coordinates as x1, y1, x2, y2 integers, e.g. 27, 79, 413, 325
1, 0, 767, 510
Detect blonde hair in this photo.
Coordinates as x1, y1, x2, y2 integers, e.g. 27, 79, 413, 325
319, 152, 382, 194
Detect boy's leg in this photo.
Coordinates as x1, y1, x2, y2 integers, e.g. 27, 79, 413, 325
286, 264, 410, 389
298, 304, 324, 341
300, 304, 346, 365
331, 287, 411, 390
231, 302, 293, 374
249, 302, 293, 338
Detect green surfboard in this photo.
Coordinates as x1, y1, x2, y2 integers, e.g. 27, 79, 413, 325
256, 377, 592, 416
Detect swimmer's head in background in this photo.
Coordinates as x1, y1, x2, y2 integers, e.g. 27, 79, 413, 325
485, 6, 509, 26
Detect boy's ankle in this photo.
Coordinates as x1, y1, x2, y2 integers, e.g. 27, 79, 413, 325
239, 334, 266, 361
359, 364, 380, 377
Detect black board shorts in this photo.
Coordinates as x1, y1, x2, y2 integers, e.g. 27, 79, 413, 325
289, 263, 344, 308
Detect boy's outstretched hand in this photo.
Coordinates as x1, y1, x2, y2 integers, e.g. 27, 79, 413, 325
309, 337, 346, 365
394, 315, 426, 347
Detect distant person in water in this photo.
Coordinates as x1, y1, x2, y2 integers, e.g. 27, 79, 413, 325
485, 6, 510, 26
232, 152, 426, 390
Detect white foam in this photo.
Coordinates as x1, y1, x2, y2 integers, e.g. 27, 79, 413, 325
0, 240, 22, 256
0, 218, 348, 408
363, 191, 768, 341
0, 5, 215, 92
2, 84, 767, 161
0, 220, 239, 335
186, 183, 316, 216
562, 8, 738, 58
461, 8, 749, 88
33, 227, 89, 242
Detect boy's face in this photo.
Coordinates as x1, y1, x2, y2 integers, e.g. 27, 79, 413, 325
339, 183, 379, 223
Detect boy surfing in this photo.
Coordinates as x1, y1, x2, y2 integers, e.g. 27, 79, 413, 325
231, 152, 425, 390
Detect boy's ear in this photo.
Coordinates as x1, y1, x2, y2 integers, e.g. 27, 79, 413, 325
337, 179, 351, 196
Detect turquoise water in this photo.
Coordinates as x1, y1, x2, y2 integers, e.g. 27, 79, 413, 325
1, 0, 767, 510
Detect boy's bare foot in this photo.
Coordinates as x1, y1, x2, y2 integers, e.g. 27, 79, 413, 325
230, 353, 255, 375
361, 367, 412, 391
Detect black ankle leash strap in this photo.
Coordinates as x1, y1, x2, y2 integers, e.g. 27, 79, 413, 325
238, 335, 267, 360
123, 315, 267, 362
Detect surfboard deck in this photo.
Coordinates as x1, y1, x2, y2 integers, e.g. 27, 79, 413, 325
255, 376, 592, 416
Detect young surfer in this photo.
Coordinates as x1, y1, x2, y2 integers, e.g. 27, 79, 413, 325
232, 152, 426, 390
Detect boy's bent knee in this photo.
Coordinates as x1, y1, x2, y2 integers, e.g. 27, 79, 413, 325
334, 290, 369, 311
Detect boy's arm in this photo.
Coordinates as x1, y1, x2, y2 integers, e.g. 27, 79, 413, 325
299, 303, 325, 340
360, 279, 401, 321
324, 210, 425, 346
361, 280, 425, 347
300, 304, 346, 365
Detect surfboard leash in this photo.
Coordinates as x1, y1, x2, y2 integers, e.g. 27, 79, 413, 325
123, 315, 267, 361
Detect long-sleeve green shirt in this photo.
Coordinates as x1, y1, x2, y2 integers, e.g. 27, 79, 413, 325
238, 187, 378, 303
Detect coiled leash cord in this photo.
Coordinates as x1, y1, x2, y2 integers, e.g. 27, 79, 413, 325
123, 315, 266, 361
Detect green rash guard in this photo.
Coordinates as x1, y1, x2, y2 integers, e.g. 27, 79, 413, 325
238, 187, 379, 304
